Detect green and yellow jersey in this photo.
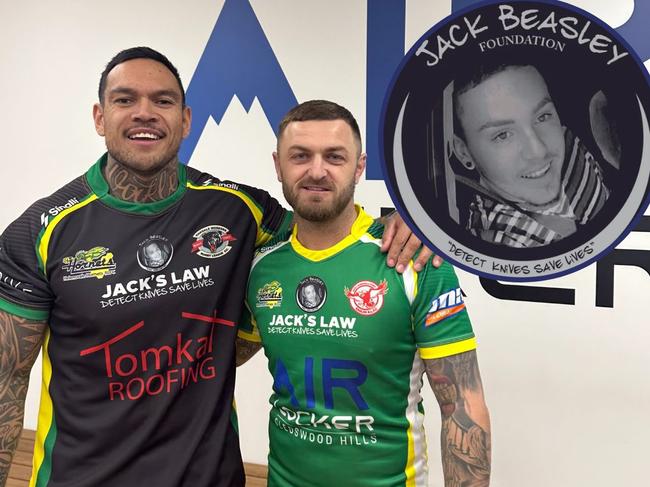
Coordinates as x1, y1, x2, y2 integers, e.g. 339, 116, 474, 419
240, 206, 476, 487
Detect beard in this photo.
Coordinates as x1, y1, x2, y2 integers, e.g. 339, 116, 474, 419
283, 178, 355, 223
105, 134, 180, 175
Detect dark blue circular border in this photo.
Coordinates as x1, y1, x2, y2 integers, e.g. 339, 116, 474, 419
379, 0, 650, 282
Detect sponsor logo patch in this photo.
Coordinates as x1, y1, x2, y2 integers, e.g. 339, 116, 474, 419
296, 276, 327, 313
137, 235, 173, 272
425, 288, 465, 326
62, 246, 116, 281
40, 197, 80, 226
217, 182, 239, 190
256, 281, 283, 309
344, 279, 388, 316
191, 225, 236, 259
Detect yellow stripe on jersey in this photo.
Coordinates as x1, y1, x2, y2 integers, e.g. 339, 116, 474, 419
418, 337, 477, 359
29, 330, 54, 487
186, 183, 273, 247
404, 354, 428, 486
412, 261, 419, 299
38, 195, 98, 271
405, 421, 416, 487
401, 261, 419, 305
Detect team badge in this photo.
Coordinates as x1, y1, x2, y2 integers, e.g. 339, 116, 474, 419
256, 281, 283, 309
344, 280, 388, 316
296, 276, 327, 313
191, 225, 236, 259
137, 235, 173, 272
62, 246, 116, 281
425, 288, 465, 327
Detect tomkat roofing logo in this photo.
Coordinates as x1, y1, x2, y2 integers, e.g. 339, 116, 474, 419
191, 225, 236, 259
380, 0, 650, 281
344, 280, 388, 316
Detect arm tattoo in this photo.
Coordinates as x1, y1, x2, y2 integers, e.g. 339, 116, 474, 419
425, 350, 491, 487
0, 311, 46, 485
235, 338, 262, 367
104, 155, 179, 203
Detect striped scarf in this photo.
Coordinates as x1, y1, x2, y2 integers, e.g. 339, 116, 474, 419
466, 128, 610, 247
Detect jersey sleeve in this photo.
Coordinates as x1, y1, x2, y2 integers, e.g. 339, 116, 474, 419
238, 299, 261, 343
233, 183, 293, 249
409, 261, 475, 360
0, 209, 53, 321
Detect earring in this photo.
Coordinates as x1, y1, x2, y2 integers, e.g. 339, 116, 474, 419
463, 159, 475, 171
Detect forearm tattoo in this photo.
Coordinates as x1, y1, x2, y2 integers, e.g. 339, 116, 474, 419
235, 338, 262, 367
0, 311, 45, 484
426, 350, 491, 487
104, 156, 178, 203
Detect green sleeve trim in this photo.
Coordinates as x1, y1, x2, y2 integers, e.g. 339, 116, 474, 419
0, 297, 49, 321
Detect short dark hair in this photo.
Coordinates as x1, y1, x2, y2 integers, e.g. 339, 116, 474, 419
452, 56, 556, 141
453, 62, 533, 141
278, 100, 362, 151
98, 47, 186, 106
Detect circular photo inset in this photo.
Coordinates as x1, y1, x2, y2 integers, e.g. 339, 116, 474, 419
137, 235, 174, 272
381, 0, 650, 281
296, 276, 327, 313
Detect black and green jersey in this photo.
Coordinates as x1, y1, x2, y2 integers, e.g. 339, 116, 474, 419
240, 207, 476, 487
0, 154, 290, 487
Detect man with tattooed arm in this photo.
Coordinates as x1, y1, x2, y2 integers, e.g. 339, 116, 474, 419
238, 100, 491, 486
0, 47, 434, 486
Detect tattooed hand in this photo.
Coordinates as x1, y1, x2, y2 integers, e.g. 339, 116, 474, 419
425, 350, 491, 487
0, 311, 46, 486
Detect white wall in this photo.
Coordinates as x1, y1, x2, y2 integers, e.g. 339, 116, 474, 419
1, 1, 648, 486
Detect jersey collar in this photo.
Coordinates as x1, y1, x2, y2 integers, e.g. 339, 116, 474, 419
290, 205, 374, 261
86, 153, 187, 215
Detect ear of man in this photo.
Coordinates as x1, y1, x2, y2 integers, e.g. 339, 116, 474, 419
453, 135, 475, 171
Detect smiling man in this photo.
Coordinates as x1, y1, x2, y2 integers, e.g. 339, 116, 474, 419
0, 48, 432, 487
238, 100, 491, 487
452, 63, 610, 247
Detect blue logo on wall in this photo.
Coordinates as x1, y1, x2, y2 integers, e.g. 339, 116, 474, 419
180, 0, 650, 181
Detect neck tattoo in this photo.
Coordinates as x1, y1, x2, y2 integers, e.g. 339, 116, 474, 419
104, 157, 179, 203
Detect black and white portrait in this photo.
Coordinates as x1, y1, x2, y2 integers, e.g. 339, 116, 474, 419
381, 1, 650, 280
